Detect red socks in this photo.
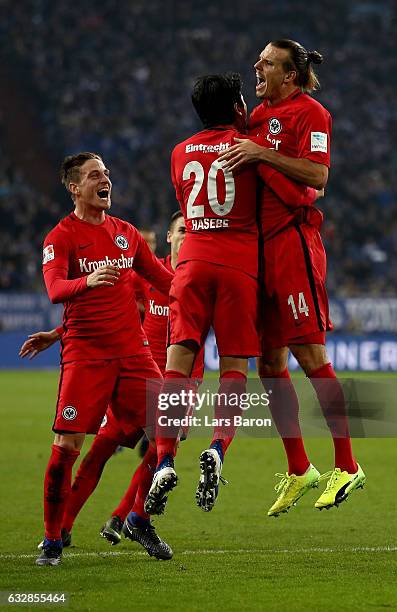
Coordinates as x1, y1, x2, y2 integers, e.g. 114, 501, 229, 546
111, 463, 143, 522
156, 370, 188, 464
131, 445, 158, 520
62, 436, 118, 533
44, 444, 80, 540
309, 363, 358, 473
260, 369, 310, 476
112, 445, 157, 521
210, 371, 247, 457
260, 364, 358, 474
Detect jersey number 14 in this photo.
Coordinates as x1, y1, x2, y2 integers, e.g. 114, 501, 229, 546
288, 292, 309, 320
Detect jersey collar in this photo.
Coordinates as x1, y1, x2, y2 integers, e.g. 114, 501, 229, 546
264, 87, 302, 109
70, 211, 108, 226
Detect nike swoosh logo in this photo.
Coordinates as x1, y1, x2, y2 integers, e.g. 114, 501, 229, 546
79, 243, 93, 249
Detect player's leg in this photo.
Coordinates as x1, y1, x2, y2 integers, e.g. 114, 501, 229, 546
36, 359, 118, 566
197, 267, 259, 512
290, 342, 365, 510
36, 432, 83, 566
122, 443, 172, 560
258, 349, 320, 517
289, 223, 364, 508
99, 424, 145, 545
210, 356, 248, 456
62, 434, 119, 535
258, 229, 321, 517
111, 354, 173, 558
258, 347, 311, 472
144, 343, 197, 516
196, 356, 248, 512
39, 432, 117, 551
146, 261, 213, 515
155, 342, 197, 459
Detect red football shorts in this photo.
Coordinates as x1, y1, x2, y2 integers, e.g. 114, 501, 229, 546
96, 407, 144, 449
260, 223, 332, 351
53, 353, 162, 435
96, 348, 203, 446
169, 260, 259, 357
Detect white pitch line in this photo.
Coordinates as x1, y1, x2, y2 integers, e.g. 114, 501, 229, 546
0, 547, 396, 560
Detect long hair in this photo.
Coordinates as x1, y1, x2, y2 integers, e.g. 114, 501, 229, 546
270, 39, 323, 93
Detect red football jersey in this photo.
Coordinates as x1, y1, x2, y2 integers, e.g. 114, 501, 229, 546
249, 88, 332, 240
171, 127, 259, 279
42, 212, 172, 363
143, 255, 172, 371
143, 255, 204, 378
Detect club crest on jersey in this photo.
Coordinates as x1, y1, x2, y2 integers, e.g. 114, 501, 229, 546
62, 406, 77, 421
115, 234, 129, 250
268, 117, 282, 135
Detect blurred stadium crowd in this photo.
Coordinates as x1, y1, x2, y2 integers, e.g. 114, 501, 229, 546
1, 0, 396, 295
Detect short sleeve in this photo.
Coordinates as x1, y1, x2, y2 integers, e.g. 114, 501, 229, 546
42, 228, 70, 272
295, 103, 332, 167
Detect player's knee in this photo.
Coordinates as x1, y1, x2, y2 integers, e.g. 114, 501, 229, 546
54, 432, 85, 451
166, 341, 198, 375
219, 356, 248, 377
256, 354, 288, 377
290, 344, 328, 375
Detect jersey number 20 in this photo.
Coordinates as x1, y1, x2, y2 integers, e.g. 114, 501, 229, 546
183, 160, 235, 219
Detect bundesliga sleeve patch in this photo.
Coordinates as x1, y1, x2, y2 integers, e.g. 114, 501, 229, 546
310, 132, 328, 153
43, 244, 55, 264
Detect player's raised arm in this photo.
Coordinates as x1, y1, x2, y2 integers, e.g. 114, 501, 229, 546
132, 231, 173, 296
19, 326, 62, 360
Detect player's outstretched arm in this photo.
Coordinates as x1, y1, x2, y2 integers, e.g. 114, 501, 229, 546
19, 328, 61, 360
219, 138, 328, 189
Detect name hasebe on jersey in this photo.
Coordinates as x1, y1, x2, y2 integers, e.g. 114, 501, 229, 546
191, 218, 229, 230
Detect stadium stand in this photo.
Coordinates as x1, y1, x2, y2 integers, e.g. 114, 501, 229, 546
1, 0, 396, 295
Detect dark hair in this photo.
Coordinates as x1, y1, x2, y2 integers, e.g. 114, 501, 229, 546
270, 39, 323, 93
191, 72, 243, 128
60, 152, 103, 197
168, 210, 183, 232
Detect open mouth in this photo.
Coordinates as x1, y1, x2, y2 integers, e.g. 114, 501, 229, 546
256, 75, 266, 87
97, 188, 110, 200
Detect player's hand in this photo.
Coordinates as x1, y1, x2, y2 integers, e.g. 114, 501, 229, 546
86, 265, 120, 288
19, 330, 60, 360
218, 138, 265, 171
315, 188, 325, 200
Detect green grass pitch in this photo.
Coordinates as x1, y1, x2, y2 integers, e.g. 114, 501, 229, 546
0, 370, 396, 611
